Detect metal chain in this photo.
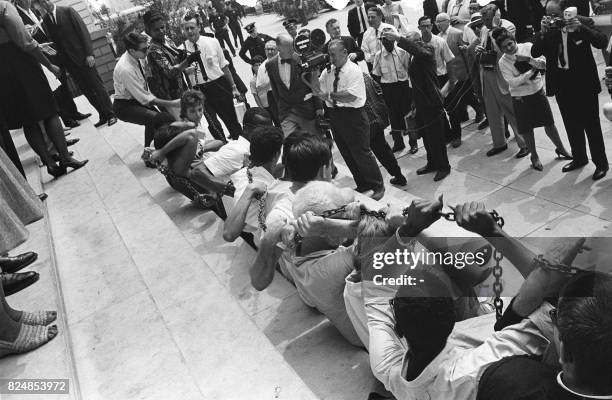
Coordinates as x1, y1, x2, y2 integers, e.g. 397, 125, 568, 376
158, 164, 218, 209
247, 164, 268, 232
533, 254, 582, 275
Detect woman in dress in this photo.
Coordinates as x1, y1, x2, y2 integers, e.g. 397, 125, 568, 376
495, 27, 572, 171
0, 0, 87, 178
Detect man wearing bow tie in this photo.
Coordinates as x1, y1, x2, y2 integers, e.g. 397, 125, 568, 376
258, 33, 323, 137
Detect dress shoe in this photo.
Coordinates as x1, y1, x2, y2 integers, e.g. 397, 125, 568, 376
94, 119, 108, 127
515, 148, 530, 159
107, 116, 118, 126
562, 161, 588, 173
66, 138, 80, 147
416, 165, 436, 175
60, 159, 89, 171
52, 151, 73, 162
144, 160, 157, 168
477, 118, 489, 130
370, 186, 385, 201
593, 166, 609, 181
64, 119, 80, 128
433, 169, 450, 181
486, 144, 507, 157
47, 164, 67, 178
474, 113, 485, 124
390, 175, 407, 186
451, 138, 461, 148
531, 158, 543, 171
409, 145, 419, 154
1, 271, 39, 296
0, 252, 38, 274
555, 149, 573, 160
73, 112, 92, 120
38, 193, 48, 202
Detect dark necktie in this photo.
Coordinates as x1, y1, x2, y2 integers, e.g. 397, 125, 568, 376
332, 66, 341, 107
137, 59, 148, 91
559, 40, 566, 68
358, 7, 366, 32
193, 41, 208, 83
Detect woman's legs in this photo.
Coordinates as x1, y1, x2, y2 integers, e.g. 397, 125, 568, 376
521, 128, 543, 170
22, 124, 54, 166
544, 124, 571, 157
42, 115, 71, 161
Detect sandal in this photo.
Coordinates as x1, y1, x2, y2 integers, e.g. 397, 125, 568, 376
0, 324, 58, 358
19, 310, 57, 326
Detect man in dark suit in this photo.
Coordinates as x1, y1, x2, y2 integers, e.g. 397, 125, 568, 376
348, 0, 369, 46
261, 33, 324, 137
34, 0, 116, 128
506, 0, 545, 42
324, 18, 364, 63
532, 0, 609, 180
15, 0, 90, 128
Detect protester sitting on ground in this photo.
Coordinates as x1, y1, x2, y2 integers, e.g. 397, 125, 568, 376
477, 271, 612, 400
223, 125, 285, 245
249, 131, 333, 291
279, 181, 363, 346
362, 199, 588, 400
177, 90, 225, 157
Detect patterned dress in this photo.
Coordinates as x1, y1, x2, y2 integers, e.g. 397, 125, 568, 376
146, 38, 185, 101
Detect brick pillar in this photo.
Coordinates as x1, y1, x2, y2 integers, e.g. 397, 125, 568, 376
91, 30, 117, 94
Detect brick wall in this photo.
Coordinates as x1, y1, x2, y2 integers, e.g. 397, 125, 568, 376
53, 0, 117, 94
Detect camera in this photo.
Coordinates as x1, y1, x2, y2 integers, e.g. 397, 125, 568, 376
543, 16, 566, 29
177, 49, 201, 64
293, 28, 330, 72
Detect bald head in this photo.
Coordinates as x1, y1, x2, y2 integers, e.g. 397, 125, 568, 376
276, 33, 294, 58
435, 12, 451, 33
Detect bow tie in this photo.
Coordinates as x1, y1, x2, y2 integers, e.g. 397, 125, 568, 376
280, 58, 292, 64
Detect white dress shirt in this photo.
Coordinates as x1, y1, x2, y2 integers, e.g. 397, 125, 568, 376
372, 46, 410, 83
355, 5, 368, 33
424, 34, 454, 76
180, 35, 228, 85
366, 280, 555, 400
559, 29, 569, 70
361, 22, 394, 64
277, 56, 292, 88
319, 60, 366, 108
15, 5, 46, 36
499, 42, 546, 97
254, 61, 271, 107
113, 52, 156, 105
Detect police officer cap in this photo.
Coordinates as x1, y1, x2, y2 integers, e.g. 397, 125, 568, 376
245, 22, 255, 31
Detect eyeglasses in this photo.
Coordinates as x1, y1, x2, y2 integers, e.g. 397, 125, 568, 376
419, 24, 432, 28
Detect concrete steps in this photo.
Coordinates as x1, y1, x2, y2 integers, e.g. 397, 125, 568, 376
22, 115, 319, 399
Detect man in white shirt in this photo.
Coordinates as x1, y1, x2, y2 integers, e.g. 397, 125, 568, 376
113, 33, 180, 163
317, 40, 385, 200
372, 26, 415, 154
180, 12, 243, 140
363, 199, 587, 400
361, 6, 395, 72
223, 125, 285, 247
255, 40, 280, 125
418, 15, 454, 86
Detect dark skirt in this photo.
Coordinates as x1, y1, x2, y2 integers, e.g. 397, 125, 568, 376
512, 89, 554, 133
0, 43, 58, 130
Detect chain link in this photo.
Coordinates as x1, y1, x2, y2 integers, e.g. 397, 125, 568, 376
247, 165, 268, 232
158, 165, 218, 209
533, 254, 582, 275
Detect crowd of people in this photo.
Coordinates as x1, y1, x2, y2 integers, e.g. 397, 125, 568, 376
1, 0, 612, 398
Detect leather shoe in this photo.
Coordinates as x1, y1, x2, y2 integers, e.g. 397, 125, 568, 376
370, 186, 385, 201
433, 169, 450, 182
486, 144, 507, 157
94, 119, 108, 128
38, 193, 48, 201
52, 151, 74, 162
107, 116, 118, 126
1, 271, 39, 296
64, 119, 80, 128
0, 252, 38, 274
66, 138, 80, 147
60, 158, 88, 171
390, 175, 407, 186
477, 118, 489, 130
392, 142, 406, 153
514, 148, 530, 159
416, 165, 436, 175
73, 112, 92, 120
562, 161, 588, 173
451, 138, 461, 148
593, 166, 609, 181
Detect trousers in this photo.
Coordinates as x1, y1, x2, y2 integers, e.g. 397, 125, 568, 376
113, 99, 159, 147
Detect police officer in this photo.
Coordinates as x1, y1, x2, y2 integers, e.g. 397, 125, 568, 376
239, 22, 274, 65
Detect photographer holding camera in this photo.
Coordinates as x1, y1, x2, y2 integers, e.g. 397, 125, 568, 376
532, 0, 609, 180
